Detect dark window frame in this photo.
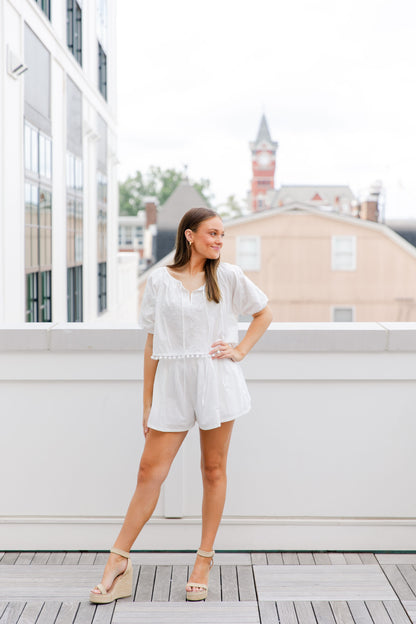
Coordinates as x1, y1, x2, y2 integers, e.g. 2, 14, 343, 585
97, 261, 107, 314
34, 0, 51, 20
67, 265, 83, 322
26, 270, 52, 322
67, 0, 82, 66
98, 42, 107, 100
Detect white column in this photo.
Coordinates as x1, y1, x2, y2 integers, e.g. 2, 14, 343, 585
50, 59, 67, 322
2, 5, 26, 321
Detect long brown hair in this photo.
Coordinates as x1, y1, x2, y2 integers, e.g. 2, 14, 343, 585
168, 207, 222, 303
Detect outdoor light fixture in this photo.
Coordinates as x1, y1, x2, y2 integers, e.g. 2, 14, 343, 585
7, 46, 28, 79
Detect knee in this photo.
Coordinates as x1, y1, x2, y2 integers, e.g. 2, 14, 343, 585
201, 461, 226, 486
137, 459, 168, 487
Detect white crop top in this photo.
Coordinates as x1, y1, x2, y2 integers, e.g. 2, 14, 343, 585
138, 262, 268, 360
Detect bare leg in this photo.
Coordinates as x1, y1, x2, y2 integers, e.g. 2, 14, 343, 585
92, 428, 187, 594
186, 419, 235, 593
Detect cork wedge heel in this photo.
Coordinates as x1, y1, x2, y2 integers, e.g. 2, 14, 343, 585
186, 549, 215, 601
89, 547, 133, 604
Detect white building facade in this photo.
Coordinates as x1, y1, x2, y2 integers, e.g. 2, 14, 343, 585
0, 0, 119, 322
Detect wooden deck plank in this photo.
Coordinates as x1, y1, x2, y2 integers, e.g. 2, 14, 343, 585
55, 602, 79, 624
347, 601, 374, 624
298, 553, 315, 565
152, 566, 171, 602
205, 565, 221, 602
253, 565, 396, 601
129, 552, 251, 566
0, 602, 26, 624
365, 601, 392, 624
377, 555, 416, 565
134, 565, 155, 602
397, 565, 416, 596
36, 602, 62, 624
251, 553, 267, 565
63, 553, 81, 565
276, 601, 298, 624
312, 601, 337, 624
90, 601, 114, 624
266, 553, 283, 564
383, 599, 414, 624
283, 553, 299, 565
237, 566, 257, 601
381, 565, 415, 600
16, 601, 44, 624
78, 553, 96, 566
94, 554, 108, 565
359, 554, 378, 564
343, 554, 362, 565
112, 601, 260, 623
314, 553, 331, 565
402, 601, 416, 624
330, 601, 355, 624
0, 553, 20, 566
221, 566, 239, 602
294, 600, 316, 624
169, 565, 187, 602
47, 553, 65, 565
329, 554, 347, 565
15, 553, 35, 566
258, 601, 278, 624
31, 553, 51, 565
0, 604, 8, 620
73, 602, 97, 624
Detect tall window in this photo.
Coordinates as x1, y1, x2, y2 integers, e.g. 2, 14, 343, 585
24, 122, 52, 322
34, 0, 51, 19
97, 171, 108, 313
98, 43, 107, 100
97, 114, 108, 314
236, 236, 261, 271
66, 154, 83, 321
331, 236, 356, 271
66, 76, 83, 321
97, 0, 108, 100
67, 0, 82, 66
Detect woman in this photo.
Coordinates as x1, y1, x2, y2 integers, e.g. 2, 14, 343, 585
90, 207, 272, 604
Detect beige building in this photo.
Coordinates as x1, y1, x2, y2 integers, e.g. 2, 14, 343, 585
139, 202, 416, 322
220, 203, 416, 322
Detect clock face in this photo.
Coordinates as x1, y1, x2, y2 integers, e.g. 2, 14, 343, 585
258, 152, 271, 167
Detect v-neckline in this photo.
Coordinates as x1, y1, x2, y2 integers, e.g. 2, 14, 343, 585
164, 267, 206, 297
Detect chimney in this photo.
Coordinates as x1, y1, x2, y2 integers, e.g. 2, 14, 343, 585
144, 196, 158, 227
358, 181, 383, 222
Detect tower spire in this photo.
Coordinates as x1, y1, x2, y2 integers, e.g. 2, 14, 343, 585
248, 115, 278, 212
256, 114, 273, 143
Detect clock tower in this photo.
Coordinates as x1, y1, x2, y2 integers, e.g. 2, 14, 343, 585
249, 114, 278, 212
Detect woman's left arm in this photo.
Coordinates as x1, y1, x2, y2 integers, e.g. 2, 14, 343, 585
210, 305, 273, 362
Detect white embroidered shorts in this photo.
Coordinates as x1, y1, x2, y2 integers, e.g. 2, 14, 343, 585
147, 356, 251, 432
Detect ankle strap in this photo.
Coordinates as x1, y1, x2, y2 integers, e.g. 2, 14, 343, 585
197, 549, 215, 558
110, 547, 130, 559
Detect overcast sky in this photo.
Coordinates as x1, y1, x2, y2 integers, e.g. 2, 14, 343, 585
116, 0, 416, 219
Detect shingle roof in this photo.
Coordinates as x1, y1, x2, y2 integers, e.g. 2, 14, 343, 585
270, 184, 356, 210
157, 180, 209, 230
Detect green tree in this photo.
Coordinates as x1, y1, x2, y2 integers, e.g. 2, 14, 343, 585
217, 194, 246, 220
119, 167, 213, 216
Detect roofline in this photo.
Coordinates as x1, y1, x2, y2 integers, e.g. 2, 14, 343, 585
222, 203, 416, 260
138, 204, 416, 285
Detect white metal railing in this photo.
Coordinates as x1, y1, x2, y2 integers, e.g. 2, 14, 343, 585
1, 322, 415, 551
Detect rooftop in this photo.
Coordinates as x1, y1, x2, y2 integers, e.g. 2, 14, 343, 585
1, 549, 415, 623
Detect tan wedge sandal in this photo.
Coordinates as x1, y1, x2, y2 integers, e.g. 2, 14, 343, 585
90, 547, 133, 604
186, 549, 215, 601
